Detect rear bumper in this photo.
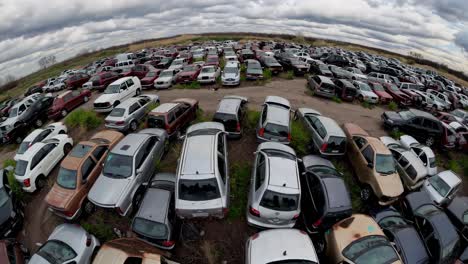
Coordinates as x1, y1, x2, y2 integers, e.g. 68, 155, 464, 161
48, 207, 81, 221
94, 106, 113, 113
105, 123, 129, 131
256, 135, 290, 145
246, 214, 296, 229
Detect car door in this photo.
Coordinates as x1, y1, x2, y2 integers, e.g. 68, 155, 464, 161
404, 117, 423, 137
128, 103, 142, 124
118, 82, 129, 101
70, 90, 82, 109
359, 145, 375, 184
217, 133, 229, 207
349, 136, 367, 167
42, 143, 60, 174
75, 156, 98, 206
250, 152, 266, 208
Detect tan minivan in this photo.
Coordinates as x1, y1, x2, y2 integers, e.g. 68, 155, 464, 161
325, 214, 402, 264
343, 123, 403, 205
45, 130, 124, 220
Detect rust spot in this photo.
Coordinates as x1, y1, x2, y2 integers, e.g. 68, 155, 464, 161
353, 233, 361, 238
339, 217, 355, 228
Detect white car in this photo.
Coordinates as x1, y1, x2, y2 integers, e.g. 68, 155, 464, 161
192, 49, 205, 59
197, 66, 221, 84
221, 61, 241, 86
14, 134, 73, 192
93, 77, 141, 113
345, 67, 367, 80
427, 93, 451, 111
224, 55, 239, 63
15, 122, 68, 161
168, 58, 187, 71
154, 69, 177, 89
399, 135, 437, 176
352, 80, 379, 104
422, 170, 461, 206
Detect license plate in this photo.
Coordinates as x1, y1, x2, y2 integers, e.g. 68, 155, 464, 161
332, 150, 339, 153
193, 212, 208, 218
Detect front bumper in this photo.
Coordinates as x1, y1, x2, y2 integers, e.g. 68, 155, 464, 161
222, 80, 240, 86
48, 206, 81, 221
154, 82, 172, 89
198, 78, 216, 84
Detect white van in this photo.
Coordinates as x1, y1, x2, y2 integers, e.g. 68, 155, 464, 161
114, 60, 135, 73
115, 53, 137, 62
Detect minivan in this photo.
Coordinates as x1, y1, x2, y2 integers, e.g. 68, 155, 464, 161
114, 60, 135, 73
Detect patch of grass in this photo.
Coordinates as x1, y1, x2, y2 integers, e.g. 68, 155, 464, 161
146, 101, 159, 112
64, 109, 102, 130
194, 107, 210, 123
388, 101, 398, 111
448, 160, 461, 174
81, 218, 116, 242
290, 120, 311, 156
389, 130, 405, 139
360, 101, 374, 109
332, 96, 342, 104
264, 69, 272, 80
279, 70, 295, 80
240, 64, 247, 73
174, 82, 201, 89
245, 110, 260, 131
229, 163, 251, 219
333, 160, 363, 211
305, 90, 315, 97
3, 159, 24, 201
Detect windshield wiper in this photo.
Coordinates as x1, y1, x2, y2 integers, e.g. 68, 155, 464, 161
379, 170, 395, 175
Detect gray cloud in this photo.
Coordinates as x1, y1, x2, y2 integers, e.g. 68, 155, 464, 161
455, 29, 468, 53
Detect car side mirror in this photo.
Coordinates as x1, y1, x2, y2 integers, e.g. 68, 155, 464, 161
367, 162, 373, 168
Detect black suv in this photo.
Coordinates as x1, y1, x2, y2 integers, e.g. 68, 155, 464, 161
0, 167, 23, 239
212, 95, 248, 138
323, 54, 349, 67
382, 109, 443, 147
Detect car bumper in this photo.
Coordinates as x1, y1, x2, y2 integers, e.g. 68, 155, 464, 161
247, 214, 296, 229
222, 80, 240, 86
135, 237, 175, 250
105, 123, 129, 131
315, 90, 335, 98
94, 106, 113, 113
198, 79, 216, 84
48, 207, 81, 221
226, 131, 242, 139
154, 83, 172, 89
142, 84, 153, 89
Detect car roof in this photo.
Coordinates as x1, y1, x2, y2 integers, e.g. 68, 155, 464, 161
266, 104, 290, 126
265, 96, 290, 108
115, 97, 141, 109
23, 128, 44, 142
322, 177, 352, 210
110, 77, 132, 85
136, 188, 170, 224
437, 170, 461, 186
393, 227, 430, 264
343, 123, 369, 136
49, 224, 87, 252
447, 196, 468, 223
21, 142, 45, 159
216, 98, 241, 115
180, 134, 215, 179
316, 116, 345, 137
267, 155, 299, 192
367, 137, 392, 154
151, 103, 178, 114
112, 133, 148, 155
302, 155, 334, 169
57, 91, 72, 98
317, 75, 335, 85
409, 108, 438, 121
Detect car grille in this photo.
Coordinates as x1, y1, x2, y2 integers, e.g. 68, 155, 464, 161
202, 76, 209, 80
94, 103, 109, 108
226, 78, 235, 81
156, 81, 164, 85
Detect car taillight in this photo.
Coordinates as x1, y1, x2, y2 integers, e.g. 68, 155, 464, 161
165, 124, 170, 130
236, 122, 241, 132
312, 217, 323, 228
115, 121, 124, 125
64, 211, 74, 217
258, 128, 265, 137
86, 236, 92, 246
23, 179, 30, 187
249, 206, 260, 217
287, 133, 291, 141
320, 143, 328, 152
162, 240, 175, 247
292, 214, 300, 220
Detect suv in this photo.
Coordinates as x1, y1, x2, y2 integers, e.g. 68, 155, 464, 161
256, 96, 291, 144
83, 72, 120, 91
105, 94, 159, 132
343, 123, 403, 205
307, 75, 337, 98
65, 73, 90, 89
247, 142, 301, 228
213, 95, 248, 138
147, 98, 198, 137
93, 77, 142, 113
382, 109, 444, 147
332, 79, 357, 101
367, 72, 392, 83
121, 64, 150, 79
295, 108, 347, 156
175, 122, 229, 219
45, 130, 124, 220
245, 59, 264, 80
114, 60, 135, 73
88, 129, 168, 216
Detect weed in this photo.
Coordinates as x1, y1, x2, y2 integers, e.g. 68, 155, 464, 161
80, 219, 116, 242
448, 160, 461, 174
3, 159, 16, 168
263, 69, 272, 80
305, 90, 315, 97
146, 101, 159, 112
229, 163, 251, 219
64, 109, 102, 130
290, 120, 311, 156
332, 96, 342, 104
389, 130, 405, 139
245, 110, 260, 131
194, 108, 209, 123
240, 74, 246, 82
388, 101, 398, 111
3, 159, 24, 201
361, 101, 374, 109
333, 160, 363, 211
240, 64, 247, 73
174, 82, 201, 89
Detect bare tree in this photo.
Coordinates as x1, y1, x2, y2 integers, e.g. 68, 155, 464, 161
38, 55, 57, 69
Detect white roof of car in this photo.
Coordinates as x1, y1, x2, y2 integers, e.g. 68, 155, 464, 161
437, 170, 461, 187
181, 135, 214, 178
267, 156, 299, 191
110, 77, 133, 85
265, 96, 291, 109
20, 141, 45, 160
266, 105, 290, 126
23, 129, 44, 142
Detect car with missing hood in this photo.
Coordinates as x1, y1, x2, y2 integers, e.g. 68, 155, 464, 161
245, 59, 264, 80
87, 128, 168, 216
343, 123, 403, 205
381, 82, 412, 106
140, 70, 161, 89
258, 55, 283, 75
175, 64, 201, 84
324, 214, 403, 264
45, 130, 124, 220
368, 81, 393, 104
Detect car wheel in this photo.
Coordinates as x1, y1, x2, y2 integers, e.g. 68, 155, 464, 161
61, 109, 68, 117
63, 143, 72, 154
113, 101, 120, 107
83, 200, 96, 215
135, 89, 141, 96
36, 176, 46, 190
315, 238, 326, 255
431, 106, 437, 113
391, 126, 399, 133
426, 137, 435, 147
130, 121, 138, 132
15, 136, 23, 144
360, 186, 372, 201
35, 119, 43, 127
83, 96, 89, 102
358, 95, 364, 102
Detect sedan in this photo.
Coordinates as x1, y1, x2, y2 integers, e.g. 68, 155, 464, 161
175, 64, 201, 84
197, 65, 221, 84
48, 89, 92, 119
140, 70, 161, 89
245, 59, 263, 80
30, 224, 99, 264
352, 80, 379, 104
154, 69, 177, 89
399, 135, 437, 176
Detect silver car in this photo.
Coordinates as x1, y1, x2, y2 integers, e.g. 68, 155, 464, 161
422, 170, 461, 206
29, 223, 99, 264
88, 128, 168, 216
247, 142, 301, 228
256, 96, 291, 144
295, 108, 346, 156
245, 229, 319, 264
175, 122, 229, 219
105, 94, 159, 132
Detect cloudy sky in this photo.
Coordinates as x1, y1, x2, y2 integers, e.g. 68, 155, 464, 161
1, 0, 467, 82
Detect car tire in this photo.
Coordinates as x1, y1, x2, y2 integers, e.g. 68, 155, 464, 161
63, 143, 72, 154
360, 185, 372, 201
130, 121, 138, 132
315, 238, 326, 256
35, 119, 44, 127
61, 109, 68, 117
36, 176, 46, 190
58, 130, 66, 134
425, 137, 435, 147
83, 96, 89, 103
14, 136, 23, 144
135, 89, 141, 96
358, 95, 364, 102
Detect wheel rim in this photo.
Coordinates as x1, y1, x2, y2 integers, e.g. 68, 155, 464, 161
61, 110, 67, 117
361, 188, 370, 200
426, 137, 434, 146
84, 201, 95, 214
84, 96, 89, 102
36, 119, 43, 127
64, 144, 72, 154
131, 122, 137, 131
15, 137, 22, 144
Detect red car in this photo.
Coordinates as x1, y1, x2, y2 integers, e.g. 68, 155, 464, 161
88, 72, 120, 91
381, 83, 412, 106
65, 73, 90, 89
205, 55, 220, 67
48, 89, 92, 119
435, 112, 458, 124
178, 52, 193, 64
0, 98, 18, 117
141, 70, 161, 89
368, 81, 393, 104
175, 64, 201, 83
121, 64, 150, 79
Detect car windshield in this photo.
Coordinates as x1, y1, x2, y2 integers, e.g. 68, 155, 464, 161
179, 178, 220, 201
399, 111, 416, 120
69, 144, 92, 158
109, 108, 125, 117
260, 190, 299, 211
103, 153, 133, 178
372, 84, 384, 91
56, 167, 78, 189
8, 107, 18, 117
249, 63, 262, 69
309, 165, 341, 177
429, 174, 451, 197
207, 57, 218, 63
224, 67, 238, 74
342, 235, 399, 264
389, 84, 399, 91
37, 240, 77, 264
183, 66, 197, 72
17, 141, 31, 155
264, 123, 289, 138
132, 217, 168, 240
375, 154, 396, 175
160, 71, 173, 77
358, 83, 372, 91
173, 60, 183, 65
89, 75, 100, 82
202, 67, 215, 73
104, 84, 120, 94
15, 160, 28, 176
0, 187, 9, 207
319, 64, 329, 70
146, 72, 157, 77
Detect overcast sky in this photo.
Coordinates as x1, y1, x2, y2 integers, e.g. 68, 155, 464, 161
1, 0, 467, 82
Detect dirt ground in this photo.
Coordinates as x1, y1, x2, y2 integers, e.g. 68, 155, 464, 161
0, 78, 442, 263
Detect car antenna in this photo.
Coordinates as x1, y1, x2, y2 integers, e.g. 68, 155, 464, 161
196, 170, 199, 174
283, 250, 287, 256
283, 183, 286, 187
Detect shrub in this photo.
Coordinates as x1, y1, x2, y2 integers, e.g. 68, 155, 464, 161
388, 101, 398, 111
3, 159, 24, 201
174, 82, 201, 89
146, 101, 159, 112
81, 220, 116, 242
333, 160, 362, 211
448, 160, 461, 173
263, 69, 272, 80
229, 163, 251, 219
240, 64, 247, 73
64, 109, 102, 130
332, 96, 342, 103
194, 107, 209, 123
245, 110, 260, 131
389, 130, 405, 139
286, 70, 294, 80
361, 101, 373, 109
290, 120, 311, 156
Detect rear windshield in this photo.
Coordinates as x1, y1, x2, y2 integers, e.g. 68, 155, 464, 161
132, 217, 168, 240
260, 190, 299, 211
179, 178, 220, 201
343, 235, 399, 264
17, 142, 30, 155
103, 153, 133, 178
325, 136, 346, 153
15, 160, 28, 176
69, 144, 92, 158
56, 167, 78, 189
265, 123, 289, 138
109, 108, 125, 117
147, 115, 166, 129
213, 113, 237, 131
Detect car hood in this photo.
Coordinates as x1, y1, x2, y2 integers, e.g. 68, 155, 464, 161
361, 91, 377, 97
95, 94, 118, 104
422, 180, 444, 204
375, 173, 404, 198
141, 77, 156, 83
45, 184, 76, 209
198, 72, 215, 77
0, 198, 13, 225
384, 111, 404, 122
88, 175, 130, 206
223, 72, 239, 78
247, 68, 263, 75
374, 91, 392, 99
156, 76, 172, 82
178, 71, 197, 77
83, 81, 92, 86
0, 118, 15, 128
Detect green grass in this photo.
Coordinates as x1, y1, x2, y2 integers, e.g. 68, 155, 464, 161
264, 69, 272, 80
229, 163, 251, 219
174, 82, 201, 89
388, 101, 398, 111
290, 120, 311, 156
305, 90, 315, 97
448, 160, 461, 173
333, 160, 363, 211
146, 101, 159, 112
279, 70, 295, 80
80, 218, 116, 242
332, 96, 342, 103
2, 159, 24, 201
64, 109, 102, 130
194, 107, 209, 123
361, 101, 374, 109
389, 130, 405, 139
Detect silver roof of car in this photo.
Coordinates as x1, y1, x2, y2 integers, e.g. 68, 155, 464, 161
186, 122, 224, 134
436, 170, 461, 187
136, 188, 170, 224
151, 103, 178, 113
302, 155, 335, 169
316, 116, 345, 137
112, 133, 148, 155
266, 104, 290, 126
217, 98, 242, 115
180, 134, 215, 178
265, 96, 290, 109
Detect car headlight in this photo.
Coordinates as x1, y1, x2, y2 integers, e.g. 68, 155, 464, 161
387, 119, 394, 124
